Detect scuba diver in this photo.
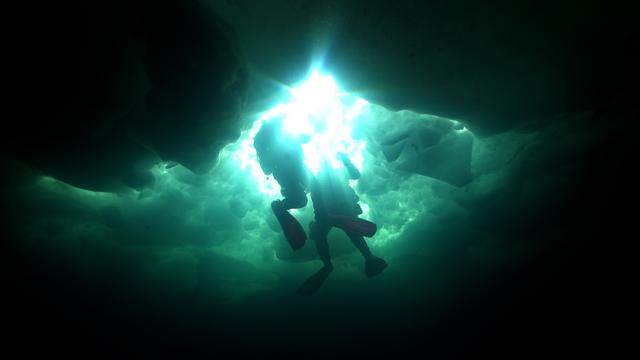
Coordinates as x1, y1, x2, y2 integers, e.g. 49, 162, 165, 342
254, 117, 311, 250
298, 152, 387, 295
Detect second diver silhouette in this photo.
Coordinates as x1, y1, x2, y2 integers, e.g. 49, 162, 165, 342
298, 153, 387, 296
254, 117, 311, 250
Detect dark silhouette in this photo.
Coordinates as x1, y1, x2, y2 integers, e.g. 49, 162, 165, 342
254, 118, 311, 250
298, 153, 387, 295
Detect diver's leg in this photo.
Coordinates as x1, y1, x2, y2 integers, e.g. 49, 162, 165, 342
280, 184, 308, 210
297, 221, 333, 295
346, 231, 387, 278
270, 181, 308, 250
271, 196, 306, 250
346, 232, 373, 260
310, 221, 332, 269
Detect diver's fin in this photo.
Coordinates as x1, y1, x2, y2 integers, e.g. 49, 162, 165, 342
272, 201, 306, 250
297, 265, 333, 296
331, 215, 378, 237
365, 256, 388, 278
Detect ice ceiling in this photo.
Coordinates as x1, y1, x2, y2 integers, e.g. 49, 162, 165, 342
228, 70, 475, 256
29, 71, 477, 268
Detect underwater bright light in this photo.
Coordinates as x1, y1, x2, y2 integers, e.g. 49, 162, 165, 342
236, 71, 369, 196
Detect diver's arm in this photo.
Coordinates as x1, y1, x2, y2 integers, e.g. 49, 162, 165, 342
338, 152, 360, 180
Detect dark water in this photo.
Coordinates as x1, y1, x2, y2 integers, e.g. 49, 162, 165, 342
4, 0, 636, 356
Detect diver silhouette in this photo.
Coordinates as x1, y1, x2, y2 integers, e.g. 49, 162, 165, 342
254, 117, 311, 250
298, 153, 387, 295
